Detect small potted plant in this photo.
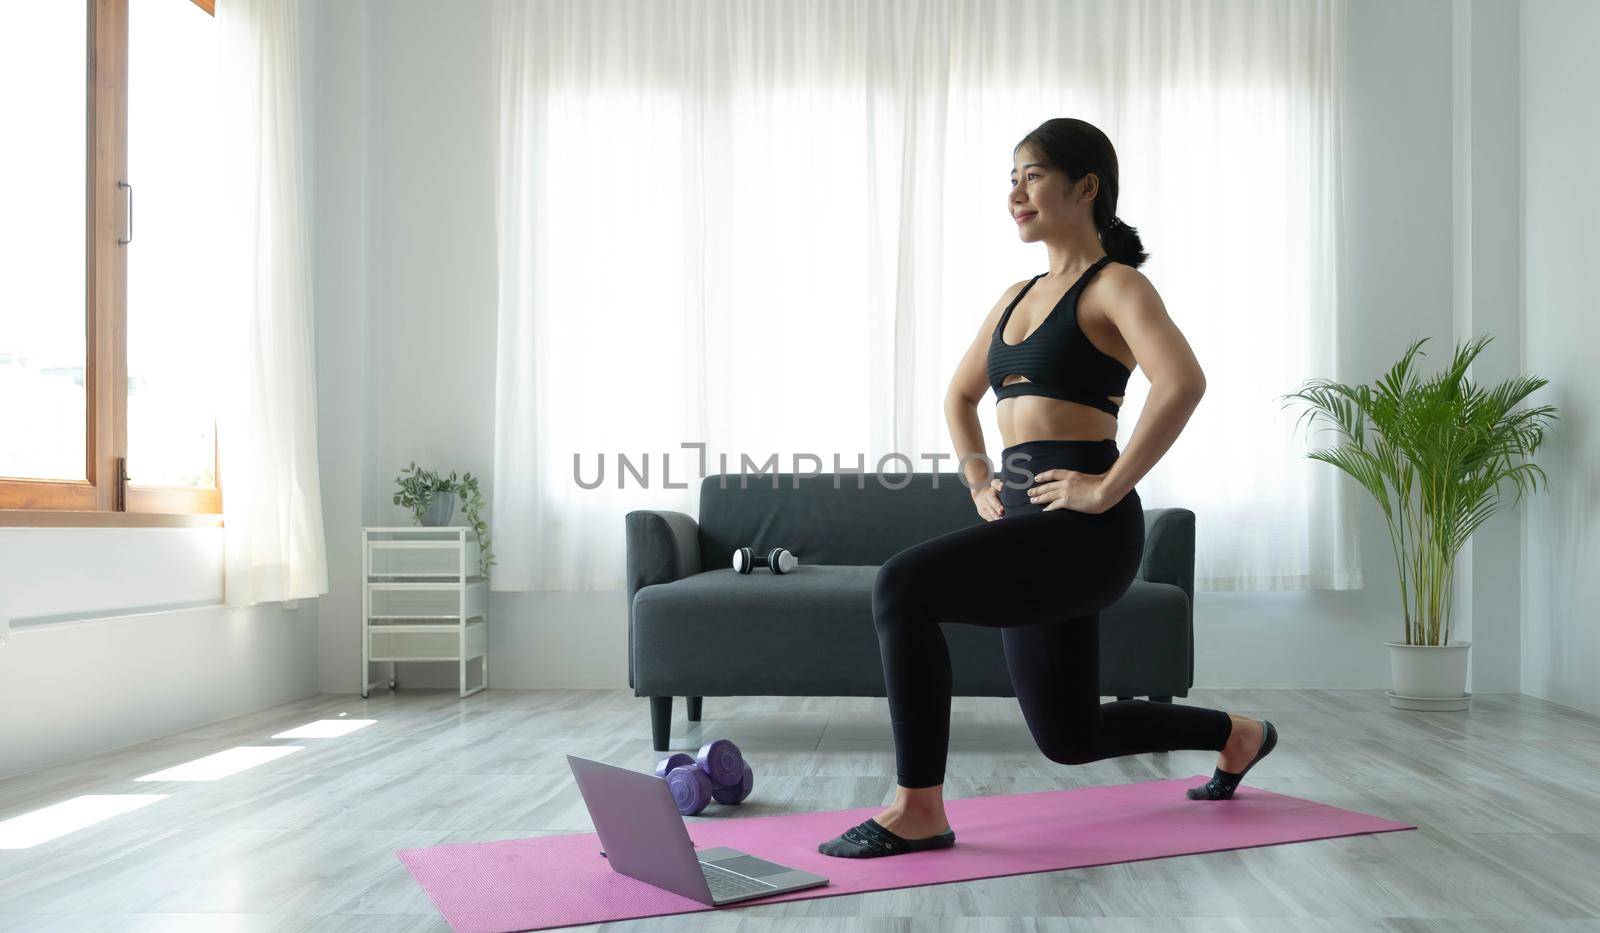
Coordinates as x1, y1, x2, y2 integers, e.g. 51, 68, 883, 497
393, 461, 496, 581
1280, 335, 1557, 710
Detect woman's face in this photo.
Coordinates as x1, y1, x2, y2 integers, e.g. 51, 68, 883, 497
1008, 149, 1093, 241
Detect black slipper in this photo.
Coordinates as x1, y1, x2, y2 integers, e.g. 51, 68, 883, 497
817, 817, 956, 858
1187, 719, 1277, 800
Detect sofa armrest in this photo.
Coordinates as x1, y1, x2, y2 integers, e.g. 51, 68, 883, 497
1138, 507, 1196, 686
1137, 508, 1194, 599
625, 509, 702, 690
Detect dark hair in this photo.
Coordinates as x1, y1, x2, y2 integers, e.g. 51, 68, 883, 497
1014, 118, 1149, 269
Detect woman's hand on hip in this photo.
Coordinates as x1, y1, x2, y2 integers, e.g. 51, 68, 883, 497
1029, 469, 1113, 514
972, 478, 1005, 521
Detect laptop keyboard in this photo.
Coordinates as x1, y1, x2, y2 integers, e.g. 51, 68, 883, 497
700, 863, 774, 900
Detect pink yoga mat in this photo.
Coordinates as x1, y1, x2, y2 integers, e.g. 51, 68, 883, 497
398, 774, 1414, 933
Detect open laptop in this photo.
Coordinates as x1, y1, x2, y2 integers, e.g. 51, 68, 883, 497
566, 755, 828, 906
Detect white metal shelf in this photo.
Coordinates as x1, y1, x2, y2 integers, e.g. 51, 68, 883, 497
367, 573, 487, 581
370, 582, 476, 590
364, 526, 469, 534
363, 526, 488, 698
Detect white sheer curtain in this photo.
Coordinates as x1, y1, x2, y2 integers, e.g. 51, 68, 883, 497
215, 0, 328, 606
492, 0, 1357, 593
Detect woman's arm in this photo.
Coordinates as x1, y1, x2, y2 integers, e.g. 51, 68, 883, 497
1094, 268, 1205, 506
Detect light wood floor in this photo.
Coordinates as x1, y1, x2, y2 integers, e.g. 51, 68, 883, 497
2, 688, 1598, 932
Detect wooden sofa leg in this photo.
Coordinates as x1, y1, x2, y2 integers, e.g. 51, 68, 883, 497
650, 696, 672, 751
687, 696, 702, 722
1116, 696, 1134, 701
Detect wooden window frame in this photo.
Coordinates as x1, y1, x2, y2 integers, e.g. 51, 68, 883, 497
1, 0, 222, 529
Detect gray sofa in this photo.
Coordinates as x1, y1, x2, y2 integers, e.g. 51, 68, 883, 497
625, 471, 1197, 751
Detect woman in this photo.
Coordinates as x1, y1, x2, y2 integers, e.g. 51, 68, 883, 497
818, 118, 1277, 859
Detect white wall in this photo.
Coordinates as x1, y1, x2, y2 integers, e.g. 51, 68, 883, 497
0, 530, 318, 779
1455, 0, 1524, 694
1520, 0, 1600, 716
308, 0, 1543, 696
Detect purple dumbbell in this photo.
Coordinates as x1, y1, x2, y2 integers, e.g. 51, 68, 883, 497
696, 738, 744, 788
653, 752, 695, 779
666, 764, 713, 815
710, 760, 755, 805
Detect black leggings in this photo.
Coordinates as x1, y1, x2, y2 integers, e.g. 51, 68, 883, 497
873, 438, 1233, 788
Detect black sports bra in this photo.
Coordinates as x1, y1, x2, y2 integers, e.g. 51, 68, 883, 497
986, 254, 1132, 416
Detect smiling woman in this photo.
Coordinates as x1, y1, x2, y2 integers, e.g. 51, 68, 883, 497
817, 114, 1276, 858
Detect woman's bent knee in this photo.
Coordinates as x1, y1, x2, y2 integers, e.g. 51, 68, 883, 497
1041, 744, 1095, 766
1032, 726, 1098, 766
872, 551, 925, 629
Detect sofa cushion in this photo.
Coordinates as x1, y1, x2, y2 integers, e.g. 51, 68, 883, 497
631, 564, 1190, 698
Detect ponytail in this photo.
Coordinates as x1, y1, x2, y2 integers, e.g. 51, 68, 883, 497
1097, 214, 1149, 269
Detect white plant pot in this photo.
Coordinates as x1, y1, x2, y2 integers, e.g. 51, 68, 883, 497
1385, 640, 1471, 711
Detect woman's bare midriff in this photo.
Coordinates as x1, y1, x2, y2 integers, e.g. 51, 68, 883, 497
995, 385, 1122, 448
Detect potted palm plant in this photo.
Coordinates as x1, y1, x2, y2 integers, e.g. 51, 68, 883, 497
1280, 335, 1557, 710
